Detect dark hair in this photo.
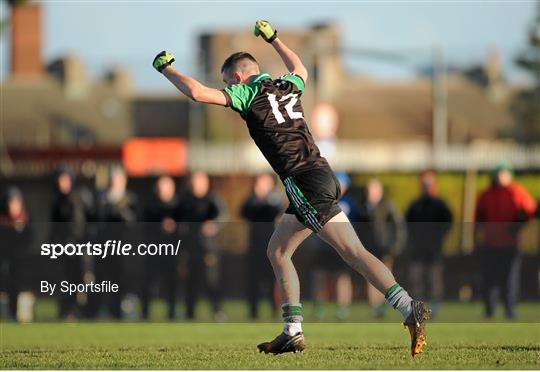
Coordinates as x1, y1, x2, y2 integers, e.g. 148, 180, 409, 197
2, 186, 23, 212
221, 52, 258, 75
55, 164, 75, 181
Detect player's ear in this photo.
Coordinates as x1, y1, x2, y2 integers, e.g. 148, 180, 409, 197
233, 71, 243, 83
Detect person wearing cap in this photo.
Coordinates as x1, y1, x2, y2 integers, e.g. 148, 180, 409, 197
475, 162, 537, 319
405, 170, 453, 318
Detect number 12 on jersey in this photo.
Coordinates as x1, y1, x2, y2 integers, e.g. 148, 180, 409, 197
267, 93, 304, 124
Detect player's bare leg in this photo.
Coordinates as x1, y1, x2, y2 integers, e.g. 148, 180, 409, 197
317, 212, 431, 357
266, 214, 312, 304
317, 212, 395, 292
368, 256, 393, 318
257, 214, 311, 354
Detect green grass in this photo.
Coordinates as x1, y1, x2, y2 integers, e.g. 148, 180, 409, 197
1, 322, 539, 369
2, 302, 539, 369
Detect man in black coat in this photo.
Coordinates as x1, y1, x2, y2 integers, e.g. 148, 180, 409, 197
178, 171, 226, 321
142, 175, 181, 320
405, 170, 453, 317
88, 167, 139, 319
50, 166, 90, 319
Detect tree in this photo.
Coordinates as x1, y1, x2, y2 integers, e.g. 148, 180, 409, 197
509, 2, 540, 144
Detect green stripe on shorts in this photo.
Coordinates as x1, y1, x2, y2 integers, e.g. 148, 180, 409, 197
284, 177, 322, 231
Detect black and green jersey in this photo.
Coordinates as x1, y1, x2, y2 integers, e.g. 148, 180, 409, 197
222, 72, 328, 179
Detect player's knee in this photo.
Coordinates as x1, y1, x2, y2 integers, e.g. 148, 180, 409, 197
266, 244, 281, 263
266, 242, 289, 265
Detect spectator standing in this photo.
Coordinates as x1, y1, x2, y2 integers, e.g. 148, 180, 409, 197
405, 170, 453, 317
88, 167, 138, 319
475, 162, 537, 319
0, 187, 32, 320
178, 172, 226, 321
357, 178, 405, 318
241, 173, 284, 319
50, 166, 88, 319
142, 176, 181, 320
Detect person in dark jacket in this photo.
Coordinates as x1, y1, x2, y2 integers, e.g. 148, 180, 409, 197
357, 178, 405, 318
142, 175, 181, 320
405, 170, 453, 317
241, 173, 284, 319
50, 166, 88, 319
0, 187, 32, 320
87, 166, 139, 319
178, 171, 226, 321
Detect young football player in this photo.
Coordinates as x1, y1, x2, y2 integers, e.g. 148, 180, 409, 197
153, 20, 430, 357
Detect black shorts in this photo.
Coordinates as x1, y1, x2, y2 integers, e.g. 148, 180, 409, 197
283, 166, 342, 232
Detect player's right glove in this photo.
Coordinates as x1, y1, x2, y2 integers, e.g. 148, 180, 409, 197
254, 20, 277, 43
153, 51, 175, 73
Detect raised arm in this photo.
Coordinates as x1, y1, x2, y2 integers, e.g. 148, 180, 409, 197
153, 51, 227, 106
254, 20, 308, 83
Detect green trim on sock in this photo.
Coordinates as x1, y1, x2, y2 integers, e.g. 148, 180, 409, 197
282, 304, 303, 319
385, 283, 401, 299
282, 309, 303, 316
283, 312, 302, 318
281, 304, 302, 310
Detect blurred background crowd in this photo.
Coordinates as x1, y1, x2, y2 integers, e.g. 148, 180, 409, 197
0, 1, 539, 322
1, 163, 537, 322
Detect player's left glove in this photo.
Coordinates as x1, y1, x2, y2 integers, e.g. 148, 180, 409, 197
254, 20, 277, 43
153, 51, 175, 73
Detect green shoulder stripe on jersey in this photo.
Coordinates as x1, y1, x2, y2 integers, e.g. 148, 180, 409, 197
279, 73, 305, 92
222, 73, 271, 115
252, 72, 271, 83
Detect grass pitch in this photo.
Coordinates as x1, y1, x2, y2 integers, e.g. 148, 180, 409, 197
1, 321, 539, 369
